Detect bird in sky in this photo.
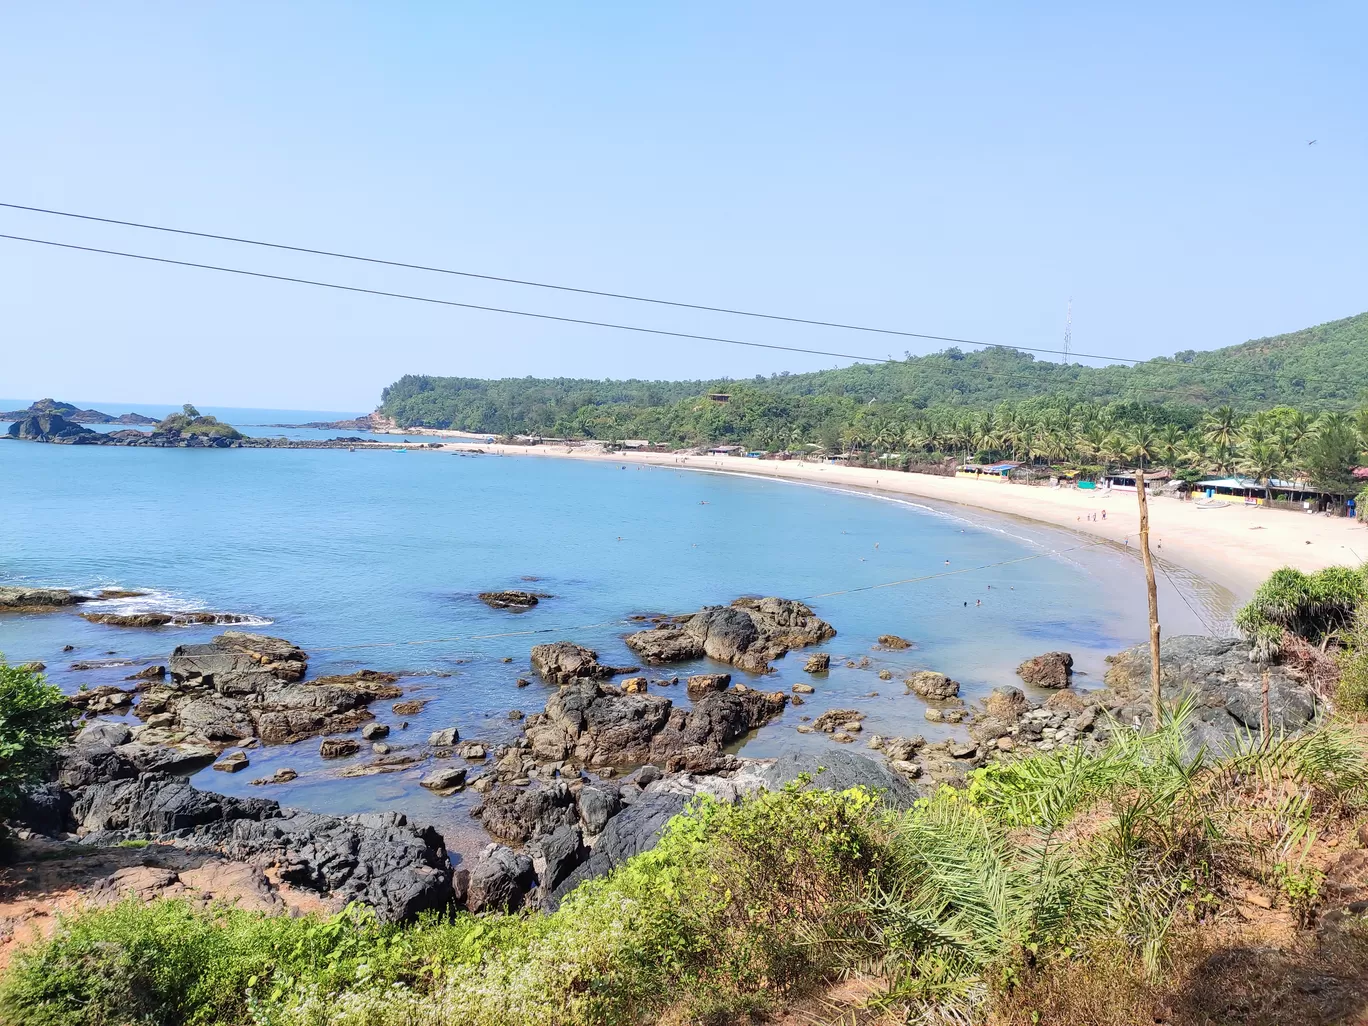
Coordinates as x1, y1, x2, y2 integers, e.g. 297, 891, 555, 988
1308, 139, 1317, 145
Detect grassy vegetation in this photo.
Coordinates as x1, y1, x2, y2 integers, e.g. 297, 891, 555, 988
153, 404, 244, 440
6, 710, 1367, 1026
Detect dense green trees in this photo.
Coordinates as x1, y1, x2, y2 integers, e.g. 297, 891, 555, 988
378, 312, 1368, 490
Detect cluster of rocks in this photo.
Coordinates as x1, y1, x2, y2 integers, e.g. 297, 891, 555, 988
624, 597, 835, 673
0, 398, 156, 424
130, 632, 404, 748
529, 641, 636, 685
4, 412, 422, 449
31, 722, 453, 922
81, 611, 258, 628
462, 747, 923, 914
521, 676, 788, 774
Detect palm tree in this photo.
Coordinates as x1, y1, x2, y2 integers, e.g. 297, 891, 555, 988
1202, 405, 1241, 473
1128, 421, 1161, 471
1237, 439, 1286, 504
1159, 424, 1185, 470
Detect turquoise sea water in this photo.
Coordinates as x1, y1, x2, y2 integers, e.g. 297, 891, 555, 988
0, 428, 1227, 858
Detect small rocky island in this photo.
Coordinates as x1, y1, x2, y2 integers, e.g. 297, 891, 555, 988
4, 400, 418, 449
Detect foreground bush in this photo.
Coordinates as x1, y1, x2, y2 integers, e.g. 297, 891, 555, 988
1, 782, 886, 1026
4, 715, 1366, 1026
0, 660, 71, 815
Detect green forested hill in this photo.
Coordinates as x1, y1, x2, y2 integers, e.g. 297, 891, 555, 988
379, 311, 1368, 442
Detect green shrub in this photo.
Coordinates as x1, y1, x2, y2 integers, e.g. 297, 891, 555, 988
1235, 564, 1368, 660
0, 660, 72, 814
1336, 605, 1368, 713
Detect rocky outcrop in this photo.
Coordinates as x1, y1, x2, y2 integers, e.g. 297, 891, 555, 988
804, 652, 831, 673
478, 590, 541, 610
906, 671, 961, 700
1103, 636, 1319, 743
1017, 652, 1074, 688
0, 398, 154, 425
465, 844, 536, 913
529, 642, 633, 685
625, 597, 835, 673
877, 634, 914, 650
82, 611, 256, 628
0, 586, 90, 612
45, 729, 453, 922
523, 680, 786, 772
133, 633, 402, 748
6, 414, 105, 444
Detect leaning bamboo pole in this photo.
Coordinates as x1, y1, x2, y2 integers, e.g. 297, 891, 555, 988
1135, 466, 1163, 726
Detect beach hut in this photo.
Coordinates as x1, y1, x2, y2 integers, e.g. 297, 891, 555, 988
1194, 476, 1343, 509
1105, 468, 1172, 492
956, 461, 1019, 481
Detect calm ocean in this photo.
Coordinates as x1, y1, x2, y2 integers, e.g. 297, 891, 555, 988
0, 417, 1226, 857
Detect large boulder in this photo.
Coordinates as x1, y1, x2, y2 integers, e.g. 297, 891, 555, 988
529, 642, 627, 685
906, 671, 960, 700
551, 791, 689, 902
0, 586, 89, 611
625, 597, 835, 673
6, 414, 105, 444
528, 824, 586, 896
141, 635, 400, 748
523, 680, 787, 770
1017, 652, 1074, 689
170, 632, 307, 687
476, 782, 578, 843
1103, 636, 1319, 742
466, 844, 536, 913
750, 750, 921, 809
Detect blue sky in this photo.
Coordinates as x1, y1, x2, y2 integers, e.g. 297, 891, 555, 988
2, 2, 1363, 411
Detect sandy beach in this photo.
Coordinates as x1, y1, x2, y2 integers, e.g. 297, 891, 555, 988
401, 434, 1368, 603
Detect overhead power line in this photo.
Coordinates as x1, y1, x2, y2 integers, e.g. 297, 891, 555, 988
1, 200, 1131, 361
0, 232, 1142, 365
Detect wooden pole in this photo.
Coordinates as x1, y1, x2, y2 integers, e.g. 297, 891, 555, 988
1135, 466, 1163, 727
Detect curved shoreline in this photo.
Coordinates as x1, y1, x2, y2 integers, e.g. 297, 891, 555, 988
414, 439, 1367, 604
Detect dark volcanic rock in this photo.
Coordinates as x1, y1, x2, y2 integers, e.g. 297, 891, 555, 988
753, 750, 921, 809
552, 791, 689, 902
83, 611, 256, 628
61, 770, 451, 921
625, 596, 835, 673
528, 824, 586, 897
575, 784, 622, 835
1017, 652, 1074, 688
478, 590, 541, 610
1103, 636, 1319, 743
6, 413, 106, 444
140, 634, 399, 748
477, 782, 578, 843
466, 844, 536, 913
523, 680, 786, 770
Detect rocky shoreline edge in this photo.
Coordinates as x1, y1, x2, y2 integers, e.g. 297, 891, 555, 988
6, 589, 1326, 929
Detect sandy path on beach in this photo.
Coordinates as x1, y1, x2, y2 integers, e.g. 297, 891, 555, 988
400, 434, 1366, 603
